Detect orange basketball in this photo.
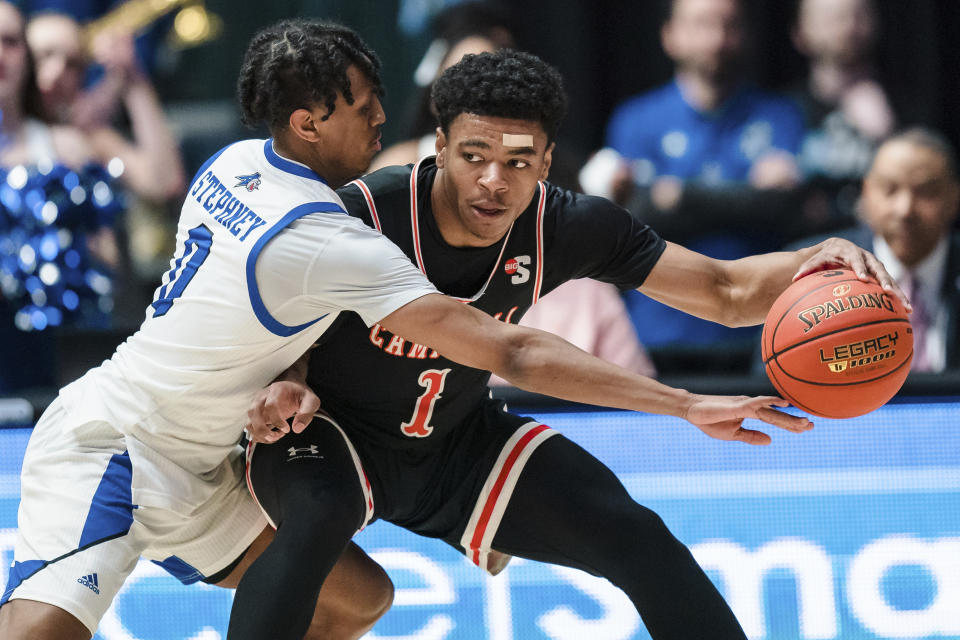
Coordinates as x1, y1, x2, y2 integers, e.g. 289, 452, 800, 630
761, 269, 913, 418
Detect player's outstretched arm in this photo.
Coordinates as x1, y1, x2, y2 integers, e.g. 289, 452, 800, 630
377, 293, 812, 444
638, 238, 909, 328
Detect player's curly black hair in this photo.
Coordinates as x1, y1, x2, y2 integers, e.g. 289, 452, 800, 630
237, 20, 382, 130
431, 49, 567, 143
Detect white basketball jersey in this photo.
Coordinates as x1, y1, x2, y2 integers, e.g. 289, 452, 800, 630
58, 139, 436, 481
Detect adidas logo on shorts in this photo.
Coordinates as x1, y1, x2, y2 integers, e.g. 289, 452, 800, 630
77, 573, 100, 594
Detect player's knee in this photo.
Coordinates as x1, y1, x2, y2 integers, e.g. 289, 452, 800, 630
611, 503, 681, 553
280, 485, 364, 538
303, 562, 394, 640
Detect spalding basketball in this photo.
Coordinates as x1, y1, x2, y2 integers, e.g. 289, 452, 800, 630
761, 269, 912, 418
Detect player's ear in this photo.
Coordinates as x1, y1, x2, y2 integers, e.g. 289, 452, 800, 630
540, 142, 555, 181
435, 128, 448, 167
288, 106, 326, 143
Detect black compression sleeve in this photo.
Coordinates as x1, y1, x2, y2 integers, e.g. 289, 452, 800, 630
228, 419, 366, 640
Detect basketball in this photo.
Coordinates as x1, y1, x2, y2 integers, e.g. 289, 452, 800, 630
761, 269, 913, 418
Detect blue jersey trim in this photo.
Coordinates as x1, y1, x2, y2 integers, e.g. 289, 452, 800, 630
246, 201, 346, 336
1, 559, 45, 606
78, 451, 136, 548
152, 555, 205, 585
263, 139, 328, 184
189, 141, 239, 190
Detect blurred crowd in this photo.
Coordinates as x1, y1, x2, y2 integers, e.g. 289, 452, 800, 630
1, 0, 958, 396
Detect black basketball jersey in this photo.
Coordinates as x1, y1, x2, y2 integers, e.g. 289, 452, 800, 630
306, 157, 665, 448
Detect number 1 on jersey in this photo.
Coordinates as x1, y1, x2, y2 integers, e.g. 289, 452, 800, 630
401, 368, 451, 438
151, 224, 214, 317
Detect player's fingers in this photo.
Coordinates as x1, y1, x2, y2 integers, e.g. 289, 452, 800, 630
756, 406, 813, 433
866, 254, 912, 311
247, 400, 270, 434
734, 428, 771, 446
246, 422, 280, 444
262, 403, 291, 433
792, 256, 841, 282
292, 394, 321, 433
751, 396, 789, 408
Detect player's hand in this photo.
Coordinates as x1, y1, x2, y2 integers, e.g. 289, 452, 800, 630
683, 394, 813, 445
246, 380, 321, 444
793, 237, 911, 311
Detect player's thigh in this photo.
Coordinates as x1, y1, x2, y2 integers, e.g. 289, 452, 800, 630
491, 433, 655, 566
0, 598, 93, 640
3, 400, 145, 636
141, 444, 267, 585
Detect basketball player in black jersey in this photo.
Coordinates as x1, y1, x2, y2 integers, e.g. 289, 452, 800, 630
234, 51, 905, 639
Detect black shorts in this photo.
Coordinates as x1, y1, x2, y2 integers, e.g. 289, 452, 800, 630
246, 399, 558, 574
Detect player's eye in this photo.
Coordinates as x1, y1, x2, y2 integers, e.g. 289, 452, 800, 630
510, 159, 530, 169
463, 153, 481, 162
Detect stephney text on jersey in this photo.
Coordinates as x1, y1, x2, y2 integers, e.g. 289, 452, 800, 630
367, 306, 521, 359
190, 170, 267, 241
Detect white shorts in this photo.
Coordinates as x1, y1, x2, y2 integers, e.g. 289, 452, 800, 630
1, 397, 266, 634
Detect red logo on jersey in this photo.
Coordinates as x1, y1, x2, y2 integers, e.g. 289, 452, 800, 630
504, 258, 519, 275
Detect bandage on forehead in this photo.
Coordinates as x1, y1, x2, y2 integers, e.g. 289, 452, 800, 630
502, 133, 534, 147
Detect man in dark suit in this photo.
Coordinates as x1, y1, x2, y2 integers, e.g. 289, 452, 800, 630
789, 127, 960, 371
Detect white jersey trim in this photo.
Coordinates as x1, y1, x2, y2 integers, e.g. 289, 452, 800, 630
460, 421, 557, 573
348, 178, 382, 231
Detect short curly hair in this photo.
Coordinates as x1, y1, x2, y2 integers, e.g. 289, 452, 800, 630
431, 49, 567, 143
237, 20, 382, 130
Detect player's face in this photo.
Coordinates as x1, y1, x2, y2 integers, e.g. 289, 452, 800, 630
433, 113, 553, 248
315, 64, 386, 187
26, 14, 86, 120
861, 140, 960, 267
0, 3, 29, 107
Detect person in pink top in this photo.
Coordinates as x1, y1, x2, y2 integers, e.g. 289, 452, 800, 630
490, 279, 656, 386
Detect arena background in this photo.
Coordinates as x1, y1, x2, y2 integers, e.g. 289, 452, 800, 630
149, 0, 960, 178
2, 391, 959, 639
4, 0, 960, 638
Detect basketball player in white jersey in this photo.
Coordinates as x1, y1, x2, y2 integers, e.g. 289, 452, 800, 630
0, 20, 817, 640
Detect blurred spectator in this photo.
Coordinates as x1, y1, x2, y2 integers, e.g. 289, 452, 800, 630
371, 1, 515, 171
784, 128, 960, 372
489, 279, 656, 386
790, 0, 896, 225
26, 10, 186, 319
26, 11, 186, 203
0, 0, 121, 392
23, 0, 168, 75
582, 0, 806, 365
591, 0, 804, 202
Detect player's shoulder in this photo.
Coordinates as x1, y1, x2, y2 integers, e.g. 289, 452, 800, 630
337, 163, 416, 220
343, 163, 413, 195
542, 181, 621, 217
224, 139, 342, 206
